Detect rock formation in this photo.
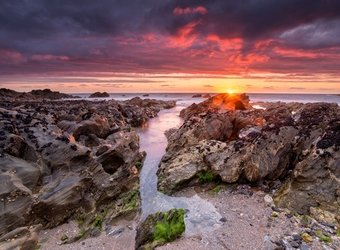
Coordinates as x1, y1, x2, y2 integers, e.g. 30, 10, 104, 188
0, 93, 176, 247
89, 92, 110, 98
157, 94, 340, 226
0, 88, 76, 100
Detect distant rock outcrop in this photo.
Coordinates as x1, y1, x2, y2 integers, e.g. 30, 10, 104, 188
29, 89, 74, 99
0, 88, 75, 100
192, 94, 211, 98
89, 92, 110, 98
157, 94, 340, 226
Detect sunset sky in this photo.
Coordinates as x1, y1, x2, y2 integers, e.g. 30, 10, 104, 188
1, 0, 340, 93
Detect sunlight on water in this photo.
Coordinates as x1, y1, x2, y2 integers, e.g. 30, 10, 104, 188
137, 105, 222, 236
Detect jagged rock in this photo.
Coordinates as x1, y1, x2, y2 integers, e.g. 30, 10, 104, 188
0, 93, 175, 238
158, 115, 300, 193
157, 96, 340, 225
29, 174, 93, 228
274, 144, 340, 225
4, 134, 38, 162
180, 93, 251, 120
58, 115, 111, 140
89, 92, 110, 98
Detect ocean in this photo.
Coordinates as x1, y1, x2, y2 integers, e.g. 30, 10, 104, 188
72, 93, 340, 107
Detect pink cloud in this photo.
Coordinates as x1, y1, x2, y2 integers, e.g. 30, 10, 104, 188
229, 53, 270, 65
273, 47, 319, 59
0, 49, 27, 64
206, 34, 243, 51
31, 54, 69, 61
168, 21, 200, 48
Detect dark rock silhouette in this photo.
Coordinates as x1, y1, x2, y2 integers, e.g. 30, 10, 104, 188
89, 92, 110, 98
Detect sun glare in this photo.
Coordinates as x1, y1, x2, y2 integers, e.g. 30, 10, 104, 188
227, 89, 235, 95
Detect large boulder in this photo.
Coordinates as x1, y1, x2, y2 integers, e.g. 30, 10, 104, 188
58, 115, 111, 140
158, 98, 340, 225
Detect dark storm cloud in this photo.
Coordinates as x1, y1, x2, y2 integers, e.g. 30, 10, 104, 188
280, 18, 340, 49
149, 0, 340, 47
1, 0, 340, 77
2, 0, 340, 52
0, 0, 160, 54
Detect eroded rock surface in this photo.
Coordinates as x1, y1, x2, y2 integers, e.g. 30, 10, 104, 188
157, 94, 340, 226
0, 93, 176, 244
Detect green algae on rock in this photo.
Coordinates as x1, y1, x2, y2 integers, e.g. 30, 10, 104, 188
135, 208, 185, 250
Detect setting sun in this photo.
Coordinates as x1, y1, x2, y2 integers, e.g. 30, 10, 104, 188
227, 89, 235, 95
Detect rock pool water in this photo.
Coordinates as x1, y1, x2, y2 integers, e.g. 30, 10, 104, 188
138, 105, 222, 236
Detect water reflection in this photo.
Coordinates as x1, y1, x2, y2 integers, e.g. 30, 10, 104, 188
138, 105, 221, 236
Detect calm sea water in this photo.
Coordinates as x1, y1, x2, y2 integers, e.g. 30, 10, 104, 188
73, 93, 340, 106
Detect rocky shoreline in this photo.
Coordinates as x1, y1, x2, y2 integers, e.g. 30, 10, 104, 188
157, 93, 340, 249
0, 91, 339, 249
0, 91, 175, 249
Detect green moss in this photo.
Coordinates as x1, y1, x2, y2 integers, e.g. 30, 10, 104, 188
301, 215, 312, 227
336, 229, 340, 237
153, 209, 185, 244
135, 161, 143, 170
122, 189, 139, 211
60, 234, 69, 244
315, 230, 332, 243
78, 228, 86, 238
92, 214, 103, 230
197, 171, 214, 184
75, 214, 86, 227
210, 185, 222, 194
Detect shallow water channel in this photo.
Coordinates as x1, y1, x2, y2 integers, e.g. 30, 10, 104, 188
138, 104, 222, 236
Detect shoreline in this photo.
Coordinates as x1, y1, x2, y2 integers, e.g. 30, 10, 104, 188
0, 92, 339, 249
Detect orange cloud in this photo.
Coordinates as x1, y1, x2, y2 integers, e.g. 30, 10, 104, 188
206, 34, 243, 50
273, 47, 319, 59
168, 21, 199, 47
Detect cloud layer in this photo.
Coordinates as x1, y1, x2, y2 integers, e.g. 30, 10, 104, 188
1, 0, 340, 89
